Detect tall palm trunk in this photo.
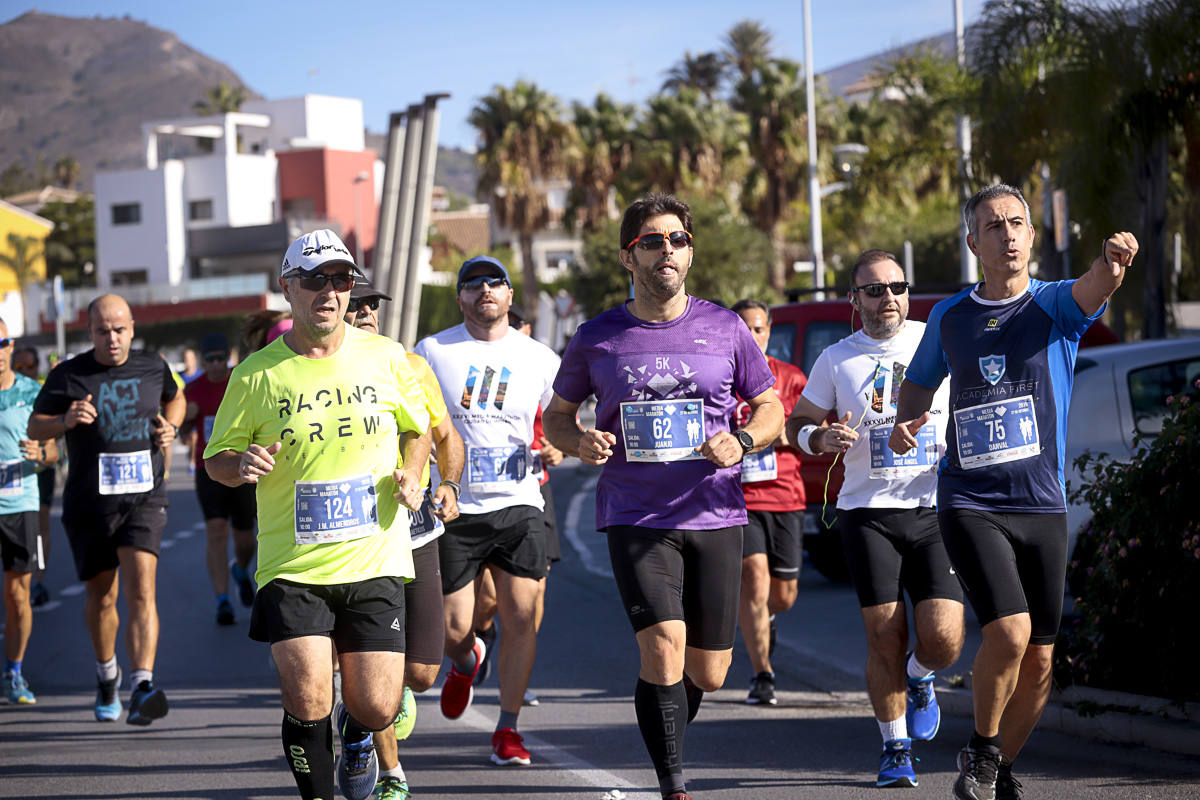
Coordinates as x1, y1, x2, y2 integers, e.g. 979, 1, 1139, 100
519, 232, 539, 327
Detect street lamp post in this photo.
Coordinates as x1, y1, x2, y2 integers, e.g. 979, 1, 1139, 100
803, 0, 826, 299
352, 170, 370, 269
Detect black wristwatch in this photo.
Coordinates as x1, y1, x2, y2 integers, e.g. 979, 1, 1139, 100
735, 429, 754, 454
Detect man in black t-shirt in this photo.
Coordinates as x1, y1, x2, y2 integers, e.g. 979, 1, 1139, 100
29, 294, 185, 726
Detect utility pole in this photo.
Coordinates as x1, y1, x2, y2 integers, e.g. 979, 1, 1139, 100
803, 0, 826, 298
955, 0, 978, 284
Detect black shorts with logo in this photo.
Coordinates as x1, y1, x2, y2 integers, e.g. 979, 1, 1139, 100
249, 575, 407, 653
62, 497, 167, 582
195, 468, 257, 528
0, 511, 40, 573
439, 505, 547, 594
606, 525, 742, 651
838, 506, 962, 610
742, 509, 803, 580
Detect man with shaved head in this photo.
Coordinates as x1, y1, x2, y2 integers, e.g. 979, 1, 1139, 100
29, 293, 186, 726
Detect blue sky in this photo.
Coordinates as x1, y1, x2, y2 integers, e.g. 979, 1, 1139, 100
5, 1, 986, 150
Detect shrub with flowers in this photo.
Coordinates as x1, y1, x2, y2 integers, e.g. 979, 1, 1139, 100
1060, 376, 1200, 701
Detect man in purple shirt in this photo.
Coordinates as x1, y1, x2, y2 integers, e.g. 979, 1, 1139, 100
544, 193, 783, 800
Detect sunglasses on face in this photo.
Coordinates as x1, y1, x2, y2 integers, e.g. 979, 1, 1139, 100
459, 275, 509, 291
349, 297, 381, 313
0, 338, 11, 349
203, 352, 228, 363
852, 281, 909, 299
626, 230, 693, 252
293, 273, 355, 292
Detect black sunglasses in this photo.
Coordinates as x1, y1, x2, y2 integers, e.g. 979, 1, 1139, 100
349, 297, 381, 313
203, 352, 228, 363
626, 231, 693, 252
293, 272, 355, 292
0, 338, 11, 349
852, 281, 909, 299
459, 275, 508, 291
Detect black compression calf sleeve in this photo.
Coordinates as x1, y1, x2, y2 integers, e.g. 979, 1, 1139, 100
282, 712, 334, 800
634, 678, 687, 797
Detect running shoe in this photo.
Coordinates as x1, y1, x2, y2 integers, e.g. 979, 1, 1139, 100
522, 689, 540, 707
995, 762, 1023, 799
682, 674, 703, 723
440, 635, 485, 719
374, 776, 411, 799
905, 673, 940, 740
490, 727, 532, 766
337, 705, 380, 800
473, 623, 496, 687
95, 667, 122, 721
4, 670, 35, 704
216, 596, 235, 626
954, 744, 1000, 800
30, 581, 50, 607
664, 793, 693, 800
746, 671, 777, 705
230, 561, 256, 607
127, 680, 169, 726
393, 685, 417, 741
768, 613, 778, 658
876, 737, 918, 788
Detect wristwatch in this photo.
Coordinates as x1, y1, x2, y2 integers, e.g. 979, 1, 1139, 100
735, 429, 754, 454
438, 479, 461, 500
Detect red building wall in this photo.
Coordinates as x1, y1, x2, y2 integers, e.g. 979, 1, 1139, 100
277, 149, 378, 269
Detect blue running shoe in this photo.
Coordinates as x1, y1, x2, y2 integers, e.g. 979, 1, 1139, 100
216, 595, 235, 626
231, 561, 256, 607
5, 670, 35, 704
877, 737, 918, 788
906, 674, 940, 741
95, 667, 122, 721
127, 680, 169, 726
337, 705, 379, 800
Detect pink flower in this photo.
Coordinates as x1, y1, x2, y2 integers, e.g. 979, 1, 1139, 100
1166, 395, 1175, 405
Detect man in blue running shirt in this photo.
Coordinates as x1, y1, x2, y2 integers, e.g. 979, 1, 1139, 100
890, 184, 1137, 800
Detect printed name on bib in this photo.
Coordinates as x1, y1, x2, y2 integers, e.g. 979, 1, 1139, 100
868, 425, 938, 479
293, 473, 380, 545
467, 445, 528, 490
98, 451, 154, 495
620, 399, 706, 463
954, 395, 1040, 470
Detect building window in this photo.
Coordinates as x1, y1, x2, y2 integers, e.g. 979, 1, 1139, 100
111, 269, 149, 287
189, 199, 214, 221
283, 197, 315, 216
111, 203, 141, 225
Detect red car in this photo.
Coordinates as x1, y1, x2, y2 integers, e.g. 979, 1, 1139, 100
767, 291, 1118, 581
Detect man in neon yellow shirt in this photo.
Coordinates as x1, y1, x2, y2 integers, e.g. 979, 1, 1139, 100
205, 229, 431, 800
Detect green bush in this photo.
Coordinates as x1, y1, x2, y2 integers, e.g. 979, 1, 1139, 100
1059, 376, 1200, 702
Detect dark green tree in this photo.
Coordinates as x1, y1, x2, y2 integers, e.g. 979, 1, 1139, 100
40, 195, 96, 287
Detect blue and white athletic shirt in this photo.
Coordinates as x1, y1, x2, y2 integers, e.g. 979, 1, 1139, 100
906, 279, 1103, 513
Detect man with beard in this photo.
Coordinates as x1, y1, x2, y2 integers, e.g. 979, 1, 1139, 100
414, 255, 560, 767
891, 185, 1137, 800
786, 249, 963, 788
544, 193, 783, 800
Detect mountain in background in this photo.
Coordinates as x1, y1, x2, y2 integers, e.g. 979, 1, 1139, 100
0, 11, 477, 198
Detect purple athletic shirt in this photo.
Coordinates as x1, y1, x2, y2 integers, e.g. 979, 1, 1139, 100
554, 296, 775, 531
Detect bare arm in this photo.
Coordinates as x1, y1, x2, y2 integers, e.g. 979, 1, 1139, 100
28, 392, 96, 440
205, 442, 282, 487
1072, 232, 1138, 317
544, 393, 617, 466
889, 379, 938, 455
394, 429, 433, 511
784, 394, 862, 455
701, 386, 784, 468
429, 417, 463, 521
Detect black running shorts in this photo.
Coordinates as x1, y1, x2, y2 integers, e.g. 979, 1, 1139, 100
249, 575, 407, 653
439, 505, 547, 594
405, 539, 445, 666
0, 511, 40, 573
938, 508, 1067, 646
741, 509, 803, 580
62, 497, 167, 581
838, 506, 963, 610
194, 468, 257, 529
540, 481, 561, 564
606, 525, 742, 651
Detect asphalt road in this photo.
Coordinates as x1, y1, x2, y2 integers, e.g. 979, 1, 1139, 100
3, 448, 1199, 799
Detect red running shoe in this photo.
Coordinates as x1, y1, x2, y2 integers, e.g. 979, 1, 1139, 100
490, 727, 532, 766
440, 635, 485, 719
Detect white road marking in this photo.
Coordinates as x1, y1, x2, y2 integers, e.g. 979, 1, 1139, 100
458, 706, 656, 799
60, 584, 85, 597
32, 600, 63, 613
564, 475, 611, 578
160, 540, 175, 549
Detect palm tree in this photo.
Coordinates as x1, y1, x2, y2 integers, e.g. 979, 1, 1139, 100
53, 155, 80, 189
0, 233, 44, 333
661, 51, 725, 101
724, 20, 774, 83
567, 94, 637, 231
469, 81, 577, 325
193, 82, 248, 115
633, 88, 749, 202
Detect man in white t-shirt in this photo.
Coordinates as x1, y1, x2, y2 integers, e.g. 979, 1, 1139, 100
414, 255, 560, 768
785, 249, 965, 789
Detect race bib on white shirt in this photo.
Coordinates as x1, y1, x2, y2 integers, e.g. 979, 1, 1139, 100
293, 473, 380, 545
954, 395, 1040, 470
868, 426, 938, 479
620, 399, 706, 462
466, 444, 528, 490
98, 451, 154, 495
